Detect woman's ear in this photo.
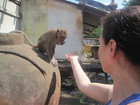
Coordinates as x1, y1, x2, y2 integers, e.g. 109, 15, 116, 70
108, 39, 117, 57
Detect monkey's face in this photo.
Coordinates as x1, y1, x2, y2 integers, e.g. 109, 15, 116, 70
57, 29, 67, 45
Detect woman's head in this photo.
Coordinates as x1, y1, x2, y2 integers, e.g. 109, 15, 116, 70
101, 6, 140, 66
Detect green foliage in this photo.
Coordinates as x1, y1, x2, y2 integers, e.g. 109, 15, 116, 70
83, 51, 92, 58
92, 26, 102, 38
79, 93, 105, 105
123, 0, 140, 6
84, 26, 102, 38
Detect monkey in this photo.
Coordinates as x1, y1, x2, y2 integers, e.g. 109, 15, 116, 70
9, 29, 67, 66
37, 29, 67, 60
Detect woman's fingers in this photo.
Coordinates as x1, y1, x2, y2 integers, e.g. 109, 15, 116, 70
66, 54, 73, 57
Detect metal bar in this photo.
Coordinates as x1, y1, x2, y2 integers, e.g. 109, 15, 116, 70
0, 6, 21, 19
9, 0, 21, 6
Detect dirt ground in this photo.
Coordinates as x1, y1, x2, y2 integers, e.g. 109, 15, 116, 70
59, 72, 113, 105
59, 90, 83, 105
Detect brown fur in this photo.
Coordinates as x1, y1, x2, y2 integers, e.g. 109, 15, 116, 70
37, 29, 67, 60
9, 29, 67, 60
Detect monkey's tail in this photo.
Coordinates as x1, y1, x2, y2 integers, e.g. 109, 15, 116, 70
9, 30, 37, 48
23, 32, 37, 48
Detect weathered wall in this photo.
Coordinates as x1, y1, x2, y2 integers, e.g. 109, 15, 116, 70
21, 0, 83, 59
21, 0, 49, 44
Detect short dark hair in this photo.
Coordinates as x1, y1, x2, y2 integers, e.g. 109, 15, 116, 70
102, 6, 140, 66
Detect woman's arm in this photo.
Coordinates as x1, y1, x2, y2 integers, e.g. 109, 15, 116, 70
66, 54, 113, 103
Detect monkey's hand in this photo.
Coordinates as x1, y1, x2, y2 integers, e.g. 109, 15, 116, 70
61, 41, 65, 45
57, 41, 65, 45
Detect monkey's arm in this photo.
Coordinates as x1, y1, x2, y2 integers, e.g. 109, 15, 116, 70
47, 45, 55, 61
46, 45, 58, 66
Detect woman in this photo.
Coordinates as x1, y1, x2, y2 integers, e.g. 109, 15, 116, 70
66, 6, 140, 105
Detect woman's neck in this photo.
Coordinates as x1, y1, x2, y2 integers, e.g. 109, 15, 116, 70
110, 68, 140, 105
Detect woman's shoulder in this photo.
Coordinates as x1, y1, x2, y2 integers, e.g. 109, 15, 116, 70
128, 101, 140, 105
120, 94, 140, 105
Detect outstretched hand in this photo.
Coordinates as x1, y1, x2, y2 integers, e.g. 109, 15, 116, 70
65, 54, 78, 62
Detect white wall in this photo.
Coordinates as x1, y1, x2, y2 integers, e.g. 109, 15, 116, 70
47, 1, 83, 59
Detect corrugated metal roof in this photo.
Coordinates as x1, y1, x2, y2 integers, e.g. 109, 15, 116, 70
62, 0, 111, 13
61, 0, 113, 35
